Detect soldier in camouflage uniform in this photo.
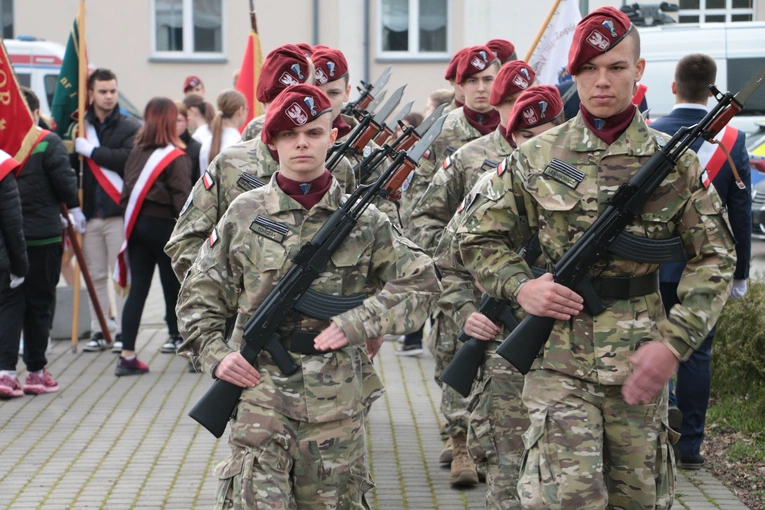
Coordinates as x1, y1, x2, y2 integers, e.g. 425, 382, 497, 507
240, 44, 316, 143
401, 45, 500, 231
434, 87, 565, 508
457, 9, 736, 509
176, 85, 440, 509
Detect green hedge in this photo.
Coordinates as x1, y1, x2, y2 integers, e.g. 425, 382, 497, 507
712, 279, 765, 405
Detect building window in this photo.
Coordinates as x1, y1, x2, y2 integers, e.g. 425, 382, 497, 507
379, 0, 449, 60
152, 0, 224, 60
0, 0, 13, 39
678, 0, 755, 22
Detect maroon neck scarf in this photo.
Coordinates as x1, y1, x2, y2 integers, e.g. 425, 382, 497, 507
455, 99, 464, 108
275, 169, 332, 210
580, 103, 636, 145
332, 115, 352, 139
463, 106, 500, 136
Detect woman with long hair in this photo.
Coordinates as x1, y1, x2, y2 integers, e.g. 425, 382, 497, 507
183, 93, 215, 145
199, 89, 247, 171
116, 97, 191, 376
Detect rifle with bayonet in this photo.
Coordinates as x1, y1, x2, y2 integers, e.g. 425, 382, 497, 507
342, 65, 392, 116
326, 85, 406, 170
496, 66, 765, 375
326, 89, 389, 161
373, 99, 415, 146
188, 113, 448, 438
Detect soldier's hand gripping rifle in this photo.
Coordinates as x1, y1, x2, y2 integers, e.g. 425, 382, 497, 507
440, 234, 543, 398
188, 113, 448, 438
326, 85, 406, 171
496, 66, 765, 375
341, 65, 392, 117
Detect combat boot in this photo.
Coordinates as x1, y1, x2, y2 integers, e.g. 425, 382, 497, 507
450, 432, 478, 486
439, 436, 453, 464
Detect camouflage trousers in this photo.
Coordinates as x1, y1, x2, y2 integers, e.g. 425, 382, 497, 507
426, 313, 470, 437
213, 402, 373, 510
467, 347, 529, 510
518, 369, 677, 510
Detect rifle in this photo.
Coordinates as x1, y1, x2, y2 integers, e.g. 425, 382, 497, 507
188, 113, 448, 438
326, 89, 388, 161
496, 66, 765, 375
342, 65, 392, 116
373, 99, 415, 146
326, 85, 405, 172
440, 234, 543, 397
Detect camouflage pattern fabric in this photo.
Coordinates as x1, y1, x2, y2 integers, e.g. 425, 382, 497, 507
518, 370, 677, 510
213, 403, 372, 509
442, 98, 459, 116
400, 107, 481, 231
240, 114, 265, 143
164, 138, 358, 280
411, 127, 513, 253
457, 110, 735, 507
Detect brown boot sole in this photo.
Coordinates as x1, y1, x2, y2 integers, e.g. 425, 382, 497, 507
450, 470, 479, 486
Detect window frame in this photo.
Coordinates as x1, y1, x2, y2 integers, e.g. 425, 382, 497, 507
678, 0, 756, 23
149, 0, 227, 63
377, 0, 452, 63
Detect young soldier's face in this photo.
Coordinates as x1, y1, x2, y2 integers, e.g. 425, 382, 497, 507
90, 79, 118, 112
494, 91, 523, 127
318, 77, 351, 122
512, 121, 557, 145
450, 80, 466, 104
573, 36, 645, 119
185, 84, 205, 97
459, 65, 498, 112
269, 114, 337, 180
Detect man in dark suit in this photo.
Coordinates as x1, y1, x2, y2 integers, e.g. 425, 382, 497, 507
651, 53, 752, 470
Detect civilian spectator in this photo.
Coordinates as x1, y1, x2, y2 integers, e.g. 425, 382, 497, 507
175, 100, 202, 185
199, 90, 247, 171
183, 94, 215, 144
425, 89, 454, 118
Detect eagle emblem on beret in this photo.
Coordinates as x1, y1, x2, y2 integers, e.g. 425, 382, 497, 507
523, 106, 538, 126
315, 68, 328, 85
587, 30, 610, 51
279, 72, 299, 86
286, 102, 308, 125
471, 55, 487, 70
602, 19, 618, 37
512, 74, 529, 89
291, 63, 305, 80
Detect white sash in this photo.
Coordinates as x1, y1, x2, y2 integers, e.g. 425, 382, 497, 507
85, 121, 124, 204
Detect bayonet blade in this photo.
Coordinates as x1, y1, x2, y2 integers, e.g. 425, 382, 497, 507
734, 65, 765, 106
366, 89, 387, 114
415, 102, 448, 138
386, 99, 415, 129
370, 65, 393, 93
372, 85, 406, 125
408, 115, 447, 162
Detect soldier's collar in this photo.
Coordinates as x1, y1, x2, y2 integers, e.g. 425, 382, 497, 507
266, 176, 344, 214
569, 109, 656, 157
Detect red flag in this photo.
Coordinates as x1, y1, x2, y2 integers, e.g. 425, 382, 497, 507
235, 30, 264, 132
0, 39, 38, 164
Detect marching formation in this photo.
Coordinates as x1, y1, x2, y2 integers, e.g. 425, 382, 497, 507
0, 4, 759, 510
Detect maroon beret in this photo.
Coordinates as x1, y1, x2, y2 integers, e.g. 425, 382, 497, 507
312, 48, 349, 86
489, 61, 536, 106
183, 75, 202, 92
262, 84, 333, 145
296, 42, 314, 57
312, 44, 330, 51
567, 6, 633, 76
455, 45, 498, 84
486, 39, 517, 64
444, 48, 468, 81
505, 85, 564, 137
256, 44, 311, 104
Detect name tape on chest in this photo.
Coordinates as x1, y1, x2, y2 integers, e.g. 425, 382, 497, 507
237, 173, 267, 192
250, 215, 290, 243
542, 158, 585, 189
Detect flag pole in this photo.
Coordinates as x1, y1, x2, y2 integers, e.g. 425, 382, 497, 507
249, 0, 264, 118
524, 0, 563, 62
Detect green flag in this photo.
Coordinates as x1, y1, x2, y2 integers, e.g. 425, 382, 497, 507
51, 17, 84, 138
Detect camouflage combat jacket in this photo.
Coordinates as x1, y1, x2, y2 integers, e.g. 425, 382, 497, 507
400, 107, 481, 232
240, 114, 266, 143
442, 99, 460, 116
164, 138, 358, 280
176, 177, 441, 423
410, 127, 513, 253
457, 111, 736, 385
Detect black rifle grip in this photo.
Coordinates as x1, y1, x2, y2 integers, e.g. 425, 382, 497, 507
265, 335, 299, 376
439, 338, 486, 398
496, 314, 556, 375
187, 378, 244, 438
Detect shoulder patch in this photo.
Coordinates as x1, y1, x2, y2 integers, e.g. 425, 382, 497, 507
423, 149, 432, 160
209, 228, 219, 246
180, 193, 193, 216
250, 215, 290, 243
237, 173, 267, 191
202, 170, 215, 190
497, 159, 507, 176
443, 155, 452, 170
701, 169, 711, 189
457, 196, 467, 213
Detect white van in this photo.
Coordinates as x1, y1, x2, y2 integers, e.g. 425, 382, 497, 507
638, 22, 765, 133
4, 37, 141, 121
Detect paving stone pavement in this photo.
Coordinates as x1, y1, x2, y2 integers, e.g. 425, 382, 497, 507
0, 276, 753, 509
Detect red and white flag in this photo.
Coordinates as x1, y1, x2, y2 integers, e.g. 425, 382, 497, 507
528, 0, 582, 86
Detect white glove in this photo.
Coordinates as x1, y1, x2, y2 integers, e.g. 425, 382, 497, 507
9, 274, 25, 289
74, 137, 95, 158
60, 213, 69, 229
729, 279, 748, 300
69, 207, 87, 234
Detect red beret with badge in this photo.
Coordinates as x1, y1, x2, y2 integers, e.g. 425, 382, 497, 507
505, 85, 564, 136
256, 44, 312, 104
444, 48, 468, 81
489, 61, 536, 106
312, 48, 349, 86
183, 75, 203, 93
486, 39, 516, 64
455, 45, 498, 84
296, 42, 313, 57
567, 6, 633, 76
261, 84, 333, 145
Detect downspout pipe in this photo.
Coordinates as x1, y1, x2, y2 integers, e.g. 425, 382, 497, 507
313, 0, 319, 45
364, 0, 370, 82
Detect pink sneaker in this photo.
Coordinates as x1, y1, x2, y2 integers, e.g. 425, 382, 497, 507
23, 369, 59, 395
0, 374, 23, 399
